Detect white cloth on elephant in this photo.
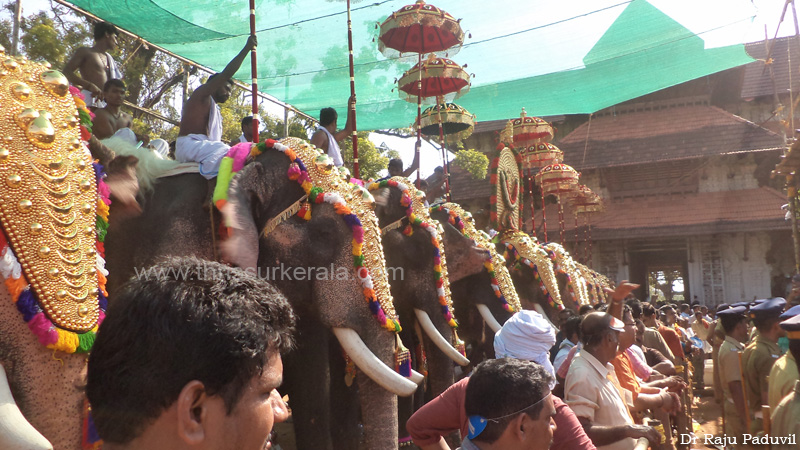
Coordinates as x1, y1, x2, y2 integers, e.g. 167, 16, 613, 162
175, 97, 228, 178
112, 127, 138, 146
317, 125, 343, 167
149, 139, 169, 159
81, 52, 123, 108
175, 135, 229, 179
494, 310, 557, 381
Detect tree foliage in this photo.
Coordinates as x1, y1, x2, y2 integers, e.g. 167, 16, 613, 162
340, 132, 397, 181
453, 147, 489, 180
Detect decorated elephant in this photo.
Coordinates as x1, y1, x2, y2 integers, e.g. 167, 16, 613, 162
0, 53, 111, 450
369, 178, 487, 444
105, 138, 421, 449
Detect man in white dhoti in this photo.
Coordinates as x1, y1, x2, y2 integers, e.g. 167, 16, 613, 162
64, 22, 122, 109
175, 36, 257, 179
310, 96, 356, 168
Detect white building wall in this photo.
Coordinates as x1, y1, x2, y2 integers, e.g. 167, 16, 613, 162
718, 232, 772, 302
698, 155, 759, 193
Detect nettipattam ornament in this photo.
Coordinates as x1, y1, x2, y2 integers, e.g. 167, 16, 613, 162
544, 242, 590, 307
500, 231, 563, 309
431, 202, 521, 313
490, 146, 523, 232
0, 53, 107, 341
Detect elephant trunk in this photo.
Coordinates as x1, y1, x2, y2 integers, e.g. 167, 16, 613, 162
414, 309, 469, 366
332, 328, 419, 397
476, 303, 503, 333
0, 363, 53, 450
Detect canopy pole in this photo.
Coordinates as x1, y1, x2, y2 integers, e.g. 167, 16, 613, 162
435, 99, 450, 201
416, 49, 422, 186
347, 0, 359, 178
52, 0, 315, 123
11, 0, 21, 56
249, 0, 259, 144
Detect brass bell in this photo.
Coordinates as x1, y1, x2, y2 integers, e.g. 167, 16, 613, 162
40, 70, 69, 97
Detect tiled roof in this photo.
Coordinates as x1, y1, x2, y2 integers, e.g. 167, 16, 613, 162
533, 187, 789, 241
448, 164, 492, 203
741, 36, 800, 99
558, 104, 783, 170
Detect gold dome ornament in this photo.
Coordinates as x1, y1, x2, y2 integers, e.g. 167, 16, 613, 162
314, 154, 335, 173
27, 115, 56, 147
352, 184, 376, 210
11, 82, 32, 102
338, 166, 352, 181
39, 70, 69, 97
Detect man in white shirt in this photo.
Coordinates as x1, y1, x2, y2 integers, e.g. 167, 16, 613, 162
554, 316, 581, 373
310, 96, 356, 168
564, 312, 660, 450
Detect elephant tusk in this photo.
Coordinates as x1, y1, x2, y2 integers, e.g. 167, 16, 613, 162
332, 328, 419, 397
476, 304, 502, 333
414, 309, 470, 367
0, 363, 53, 450
408, 369, 425, 385
533, 303, 560, 333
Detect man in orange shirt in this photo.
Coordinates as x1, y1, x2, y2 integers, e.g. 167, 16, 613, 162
642, 304, 685, 362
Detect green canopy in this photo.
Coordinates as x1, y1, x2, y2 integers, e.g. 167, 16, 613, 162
64, 0, 757, 130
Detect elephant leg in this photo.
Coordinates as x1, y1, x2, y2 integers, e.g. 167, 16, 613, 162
396, 327, 420, 444
284, 322, 334, 450
328, 336, 361, 450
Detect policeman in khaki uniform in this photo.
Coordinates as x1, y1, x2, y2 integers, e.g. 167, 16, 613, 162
742, 297, 786, 434
769, 313, 800, 450
768, 305, 800, 411
717, 305, 750, 446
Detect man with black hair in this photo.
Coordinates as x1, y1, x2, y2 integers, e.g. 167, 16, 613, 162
741, 297, 786, 434
387, 154, 420, 179
310, 97, 356, 168
176, 36, 257, 178
564, 312, 660, 450
64, 21, 122, 108
554, 315, 581, 372
93, 79, 148, 144
640, 303, 677, 364
86, 256, 296, 450
717, 305, 750, 444
462, 358, 556, 450
768, 305, 800, 410
232, 116, 256, 145
769, 313, 800, 450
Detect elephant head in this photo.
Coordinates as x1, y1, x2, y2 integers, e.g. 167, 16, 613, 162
106, 139, 420, 449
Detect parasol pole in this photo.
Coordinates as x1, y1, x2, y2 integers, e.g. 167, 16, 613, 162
347, 0, 359, 178
435, 99, 451, 201
558, 198, 565, 244
416, 40, 422, 186
574, 212, 580, 261
248, 0, 259, 144
541, 190, 548, 243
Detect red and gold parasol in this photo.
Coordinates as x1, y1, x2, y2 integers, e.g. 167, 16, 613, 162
397, 55, 471, 103
512, 108, 554, 148
419, 103, 475, 145
519, 142, 563, 170
378, 0, 465, 186
569, 185, 603, 266
378, 0, 465, 57
535, 163, 579, 243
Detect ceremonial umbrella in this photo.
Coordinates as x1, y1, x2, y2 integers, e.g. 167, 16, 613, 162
535, 163, 579, 243
378, 0, 465, 183
511, 108, 555, 148
569, 186, 604, 266
418, 102, 475, 145
397, 56, 471, 199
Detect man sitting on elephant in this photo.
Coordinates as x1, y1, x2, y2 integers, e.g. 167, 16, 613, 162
86, 256, 296, 450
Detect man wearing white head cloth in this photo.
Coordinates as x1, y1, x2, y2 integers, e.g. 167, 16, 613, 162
494, 310, 557, 379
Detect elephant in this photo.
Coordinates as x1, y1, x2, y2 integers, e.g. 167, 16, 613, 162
105, 139, 421, 450
369, 178, 486, 443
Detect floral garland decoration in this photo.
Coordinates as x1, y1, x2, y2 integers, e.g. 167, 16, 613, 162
368, 178, 458, 329
0, 88, 109, 354
430, 204, 517, 313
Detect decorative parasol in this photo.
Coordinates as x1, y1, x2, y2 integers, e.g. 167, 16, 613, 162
419, 102, 475, 145
378, 0, 465, 58
378, 0, 465, 185
397, 55, 471, 103
396, 55, 471, 201
535, 163, 579, 243
512, 108, 554, 148
519, 142, 563, 170
569, 186, 604, 266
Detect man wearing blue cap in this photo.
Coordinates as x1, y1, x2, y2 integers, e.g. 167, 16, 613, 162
768, 313, 800, 450
717, 305, 749, 444
742, 297, 786, 434
767, 304, 800, 411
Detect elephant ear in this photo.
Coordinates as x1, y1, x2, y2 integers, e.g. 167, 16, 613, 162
220, 162, 268, 270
